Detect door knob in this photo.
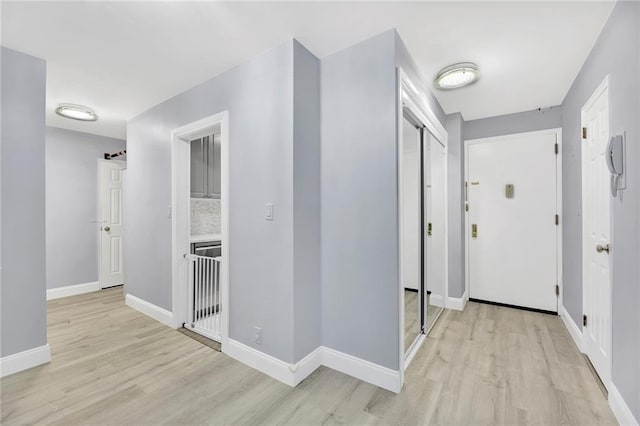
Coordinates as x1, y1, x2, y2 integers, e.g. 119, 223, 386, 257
596, 243, 610, 254
104, 226, 111, 232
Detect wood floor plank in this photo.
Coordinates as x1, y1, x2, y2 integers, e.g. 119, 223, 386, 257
0, 290, 617, 425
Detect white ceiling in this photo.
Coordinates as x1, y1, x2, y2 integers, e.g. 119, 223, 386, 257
2, 1, 614, 139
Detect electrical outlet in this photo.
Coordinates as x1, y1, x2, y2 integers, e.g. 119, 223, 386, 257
254, 326, 263, 345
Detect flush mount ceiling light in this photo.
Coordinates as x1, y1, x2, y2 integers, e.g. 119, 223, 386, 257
434, 62, 479, 90
55, 104, 98, 121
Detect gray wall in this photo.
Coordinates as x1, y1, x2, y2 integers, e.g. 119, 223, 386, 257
45, 127, 126, 289
561, 1, 640, 419
126, 40, 326, 364
1, 47, 47, 357
464, 107, 562, 141
292, 41, 322, 362
445, 113, 465, 298
321, 30, 410, 371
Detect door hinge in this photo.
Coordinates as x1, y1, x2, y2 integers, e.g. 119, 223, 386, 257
555, 284, 559, 296
555, 214, 559, 225
583, 314, 588, 327
582, 127, 587, 139
554, 143, 559, 155
427, 223, 433, 236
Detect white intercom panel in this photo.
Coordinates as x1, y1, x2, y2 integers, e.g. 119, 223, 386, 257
606, 132, 626, 196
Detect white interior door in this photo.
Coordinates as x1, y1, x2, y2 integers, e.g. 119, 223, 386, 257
467, 131, 559, 312
582, 79, 612, 387
99, 161, 125, 288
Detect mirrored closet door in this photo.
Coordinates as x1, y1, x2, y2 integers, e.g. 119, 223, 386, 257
424, 131, 446, 333
401, 107, 447, 362
401, 112, 423, 354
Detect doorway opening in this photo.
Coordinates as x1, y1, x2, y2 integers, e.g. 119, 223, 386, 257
581, 76, 612, 390
464, 129, 562, 314
171, 112, 229, 352
398, 69, 449, 375
98, 159, 126, 290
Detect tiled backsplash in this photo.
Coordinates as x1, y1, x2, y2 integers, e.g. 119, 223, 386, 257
191, 198, 221, 235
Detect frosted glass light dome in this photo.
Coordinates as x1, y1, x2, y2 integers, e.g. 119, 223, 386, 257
434, 63, 479, 90
55, 104, 98, 121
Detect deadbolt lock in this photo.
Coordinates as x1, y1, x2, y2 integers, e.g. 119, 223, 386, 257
472, 224, 478, 239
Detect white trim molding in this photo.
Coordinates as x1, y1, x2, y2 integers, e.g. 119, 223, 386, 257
125, 294, 174, 328
0, 344, 51, 378
290, 347, 323, 386
322, 346, 401, 393
226, 341, 401, 393
447, 290, 468, 311
226, 339, 300, 386
46, 281, 100, 300
559, 305, 583, 353
171, 111, 230, 353
609, 382, 639, 426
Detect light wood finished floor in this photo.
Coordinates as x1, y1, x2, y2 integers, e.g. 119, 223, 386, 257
404, 290, 443, 353
1, 287, 616, 425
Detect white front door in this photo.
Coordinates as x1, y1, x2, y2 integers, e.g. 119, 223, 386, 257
582, 78, 612, 387
466, 131, 559, 312
99, 161, 125, 288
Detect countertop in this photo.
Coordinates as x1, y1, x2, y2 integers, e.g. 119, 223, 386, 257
190, 233, 222, 243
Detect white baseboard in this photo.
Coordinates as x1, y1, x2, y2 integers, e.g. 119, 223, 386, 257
403, 334, 425, 371
125, 293, 174, 328
291, 346, 323, 386
47, 281, 100, 300
226, 341, 401, 393
429, 294, 444, 308
226, 339, 298, 386
559, 305, 583, 352
447, 290, 468, 311
609, 382, 639, 426
321, 346, 401, 393
0, 344, 51, 378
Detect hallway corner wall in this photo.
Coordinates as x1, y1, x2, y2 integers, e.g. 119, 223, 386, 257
560, 1, 640, 420
445, 113, 465, 299
0, 47, 48, 359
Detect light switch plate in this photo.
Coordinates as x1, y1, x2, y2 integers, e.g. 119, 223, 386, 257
265, 203, 274, 221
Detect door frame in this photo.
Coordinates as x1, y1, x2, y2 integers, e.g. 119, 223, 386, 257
397, 67, 449, 385
97, 158, 126, 289
580, 75, 612, 389
171, 111, 230, 353
464, 128, 563, 312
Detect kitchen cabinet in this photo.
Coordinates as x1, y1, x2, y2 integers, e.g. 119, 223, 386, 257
191, 134, 221, 198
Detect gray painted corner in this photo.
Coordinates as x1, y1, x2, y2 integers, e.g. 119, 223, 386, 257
321, 30, 400, 370
125, 40, 297, 362
292, 41, 322, 362
1, 47, 47, 357
45, 127, 126, 290
561, 1, 640, 419
445, 113, 465, 299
